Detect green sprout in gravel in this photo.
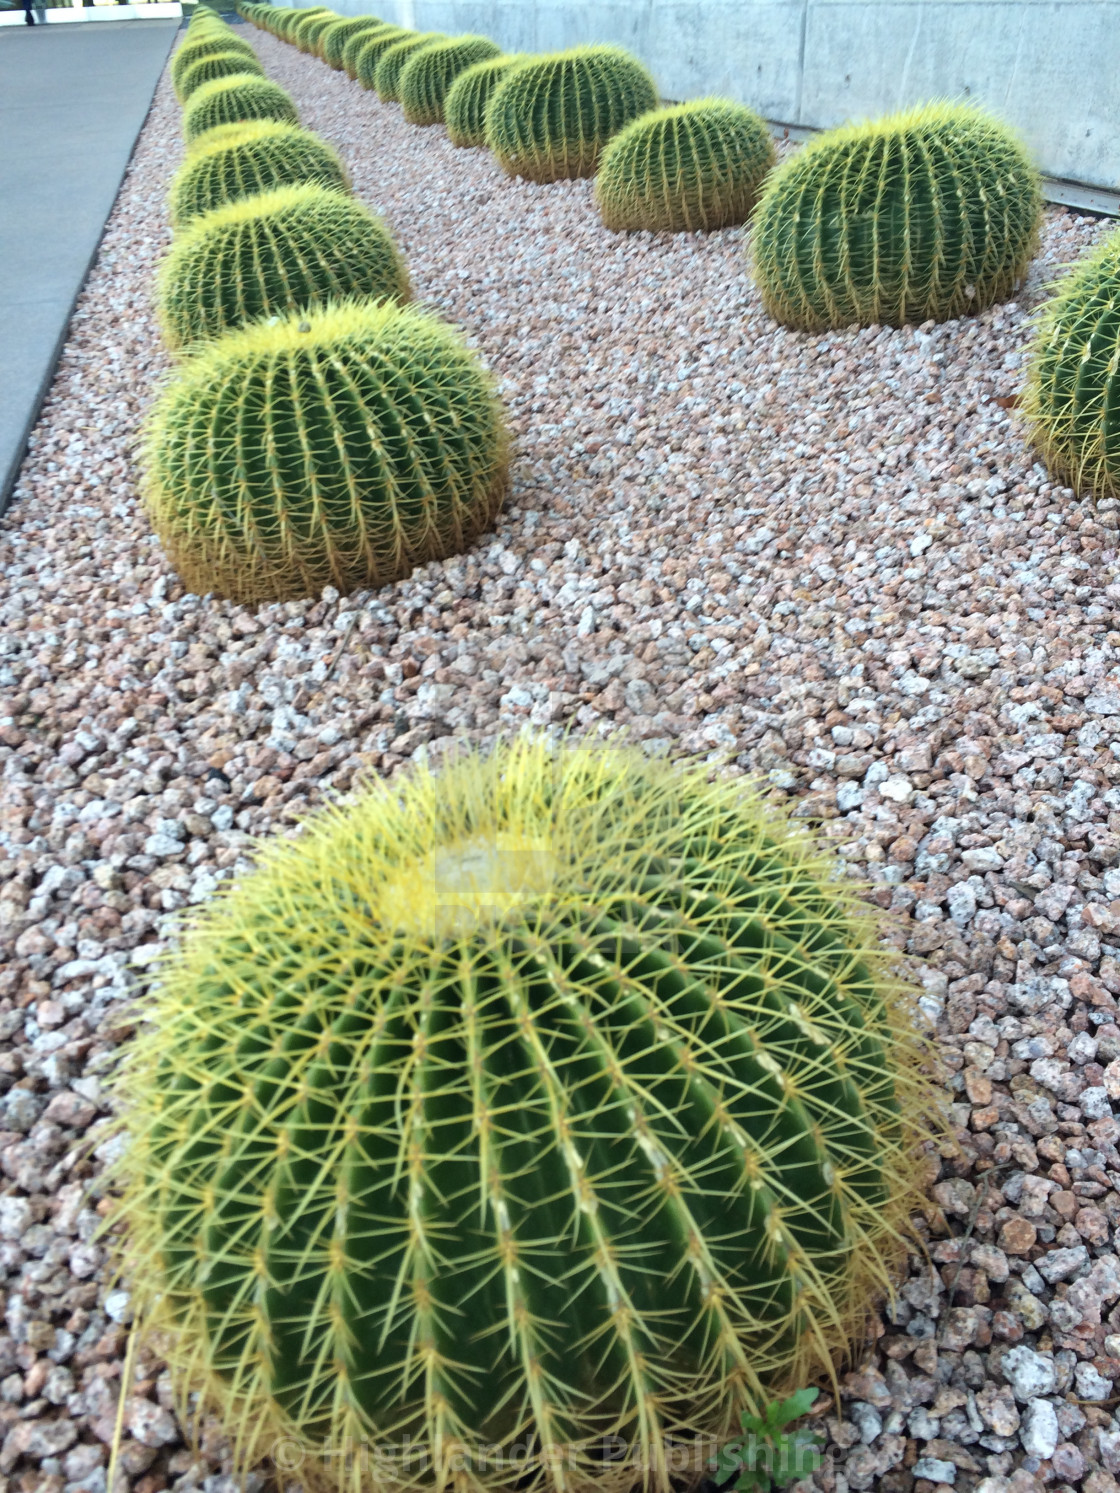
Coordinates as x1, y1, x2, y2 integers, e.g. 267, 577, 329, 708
712, 1389, 825, 1493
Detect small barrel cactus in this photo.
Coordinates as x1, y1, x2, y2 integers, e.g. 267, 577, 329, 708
445, 53, 527, 147
399, 35, 502, 126
183, 75, 298, 145
374, 32, 446, 102
141, 299, 508, 602
341, 20, 392, 78
751, 102, 1043, 331
157, 184, 409, 348
485, 45, 659, 183
596, 99, 775, 233
320, 14, 383, 69
1023, 227, 1120, 501
171, 32, 257, 91
175, 50, 264, 103
111, 734, 936, 1493
353, 24, 408, 89
169, 120, 349, 228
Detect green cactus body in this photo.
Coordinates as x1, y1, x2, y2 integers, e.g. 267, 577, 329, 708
175, 50, 264, 103
158, 184, 409, 348
171, 32, 257, 91
320, 14, 383, 69
485, 46, 659, 183
1024, 228, 1120, 501
353, 25, 409, 89
595, 99, 775, 233
445, 54, 527, 147
112, 736, 936, 1493
374, 33, 446, 103
341, 21, 392, 78
399, 35, 503, 126
751, 102, 1043, 331
290, 9, 334, 51
183, 75, 299, 145
141, 299, 508, 602
169, 121, 350, 228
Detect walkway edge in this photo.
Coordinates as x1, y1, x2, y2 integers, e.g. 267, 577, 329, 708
0, 22, 179, 518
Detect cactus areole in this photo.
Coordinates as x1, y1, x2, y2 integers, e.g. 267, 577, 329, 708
112, 739, 937, 1493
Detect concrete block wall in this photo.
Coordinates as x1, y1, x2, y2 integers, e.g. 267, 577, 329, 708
291, 0, 1118, 191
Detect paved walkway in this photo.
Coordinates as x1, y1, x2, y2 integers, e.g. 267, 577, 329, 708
0, 18, 179, 513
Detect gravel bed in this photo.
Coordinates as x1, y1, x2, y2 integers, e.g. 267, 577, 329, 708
2, 26, 1120, 1493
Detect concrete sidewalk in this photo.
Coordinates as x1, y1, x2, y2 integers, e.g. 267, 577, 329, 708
0, 18, 178, 514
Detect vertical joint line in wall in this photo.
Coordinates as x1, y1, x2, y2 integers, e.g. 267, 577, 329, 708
795, 0, 809, 124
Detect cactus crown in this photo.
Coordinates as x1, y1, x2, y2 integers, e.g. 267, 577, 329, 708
374, 32, 446, 102
169, 120, 350, 228
353, 24, 409, 88
171, 32, 256, 90
290, 9, 335, 50
320, 14, 383, 68
183, 74, 299, 145
595, 98, 775, 233
156, 183, 409, 349
445, 54, 528, 147
175, 49, 264, 103
750, 100, 1042, 331
1023, 227, 1120, 501
341, 21, 392, 78
112, 735, 936, 1493
141, 298, 509, 603
485, 45, 659, 183
399, 35, 503, 126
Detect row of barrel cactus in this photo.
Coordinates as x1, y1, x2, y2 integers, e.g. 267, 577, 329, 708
143, 6, 508, 604
243, 5, 1116, 503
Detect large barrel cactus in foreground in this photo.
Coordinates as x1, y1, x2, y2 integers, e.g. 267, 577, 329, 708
183, 75, 299, 145
110, 736, 936, 1493
751, 102, 1042, 331
596, 99, 775, 233
486, 46, 658, 183
142, 299, 508, 602
445, 54, 527, 147
157, 185, 409, 347
1024, 227, 1120, 501
399, 35, 502, 125
169, 120, 350, 228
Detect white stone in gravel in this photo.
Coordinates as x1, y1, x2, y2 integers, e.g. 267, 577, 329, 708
1020, 1398, 1059, 1460
879, 775, 914, 804
0, 1197, 32, 1241
961, 846, 1004, 871
849, 1402, 882, 1444
1036, 1245, 1090, 1284
912, 1459, 956, 1484
1075, 1362, 1115, 1402
1082, 1085, 1114, 1119
1002, 1345, 1058, 1401
123, 1397, 179, 1448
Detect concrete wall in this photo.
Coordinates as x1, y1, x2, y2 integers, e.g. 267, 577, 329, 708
294, 0, 1119, 191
